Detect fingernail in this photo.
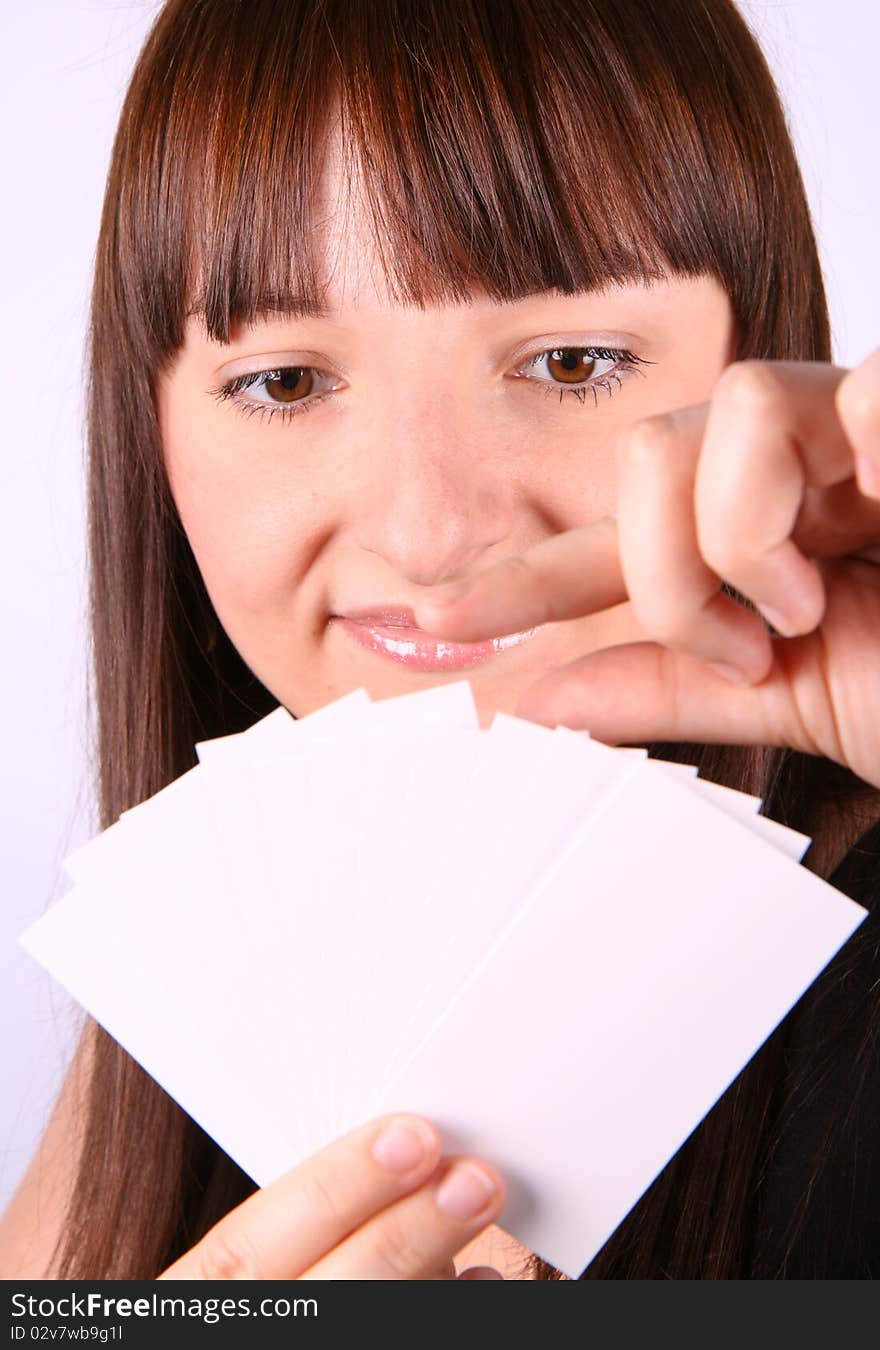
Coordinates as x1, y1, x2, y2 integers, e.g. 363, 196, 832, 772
756, 602, 798, 637
707, 660, 752, 686
458, 1266, 504, 1280
856, 454, 880, 498
435, 1162, 496, 1220
371, 1118, 433, 1174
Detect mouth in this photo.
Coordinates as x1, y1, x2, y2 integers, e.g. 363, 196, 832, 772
330, 610, 543, 672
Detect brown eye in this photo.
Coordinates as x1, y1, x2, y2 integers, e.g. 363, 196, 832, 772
519, 345, 617, 390
262, 367, 314, 403
209, 364, 343, 425
513, 344, 651, 409
543, 348, 599, 384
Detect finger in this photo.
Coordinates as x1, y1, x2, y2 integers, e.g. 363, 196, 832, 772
424, 1260, 458, 1280
458, 1266, 504, 1280
299, 1157, 507, 1280
158, 1113, 442, 1280
695, 359, 865, 638
512, 639, 821, 756
792, 477, 880, 561
412, 517, 625, 640
615, 406, 773, 682
836, 345, 880, 499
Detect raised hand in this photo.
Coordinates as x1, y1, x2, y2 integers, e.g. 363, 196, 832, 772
413, 351, 880, 791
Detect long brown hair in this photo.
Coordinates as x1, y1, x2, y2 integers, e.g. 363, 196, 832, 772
53, 0, 876, 1278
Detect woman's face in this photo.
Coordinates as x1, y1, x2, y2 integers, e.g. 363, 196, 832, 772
157, 158, 736, 725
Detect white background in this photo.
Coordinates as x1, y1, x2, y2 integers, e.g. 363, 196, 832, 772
1, 1, 878, 1216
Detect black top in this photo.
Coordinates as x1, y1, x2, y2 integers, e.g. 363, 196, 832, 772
749, 816, 880, 1277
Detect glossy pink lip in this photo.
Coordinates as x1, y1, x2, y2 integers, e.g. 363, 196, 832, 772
343, 605, 423, 628
331, 608, 542, 671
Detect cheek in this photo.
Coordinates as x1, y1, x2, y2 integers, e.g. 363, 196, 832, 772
165, 443, 311, 619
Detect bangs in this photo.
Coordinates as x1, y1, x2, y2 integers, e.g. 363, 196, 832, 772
121, 0, 778, 357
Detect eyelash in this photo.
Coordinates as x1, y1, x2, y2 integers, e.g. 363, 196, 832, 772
207, 344, 652, 426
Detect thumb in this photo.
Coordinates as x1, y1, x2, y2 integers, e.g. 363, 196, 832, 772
512, 640, 805, 752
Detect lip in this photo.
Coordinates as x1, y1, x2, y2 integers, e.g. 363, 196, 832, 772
342, 605, 423, 627
331, 610, 543, 671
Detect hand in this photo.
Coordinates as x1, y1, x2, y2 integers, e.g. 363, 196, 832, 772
412, 351, 880, 791
157, 1114, 505, 1280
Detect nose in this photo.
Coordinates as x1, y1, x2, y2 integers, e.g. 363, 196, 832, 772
352, 397, 518, 588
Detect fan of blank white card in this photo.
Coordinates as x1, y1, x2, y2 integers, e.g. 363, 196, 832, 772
19, 681, 867, 1278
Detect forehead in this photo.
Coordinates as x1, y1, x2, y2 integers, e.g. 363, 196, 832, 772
307, 115, 436, 313
183, 279, 734, 375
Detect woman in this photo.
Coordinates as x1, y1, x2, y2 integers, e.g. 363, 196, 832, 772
1, 0, 878, 1280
